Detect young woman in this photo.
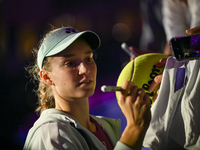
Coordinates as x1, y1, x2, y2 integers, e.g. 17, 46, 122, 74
23, 27, 151, 150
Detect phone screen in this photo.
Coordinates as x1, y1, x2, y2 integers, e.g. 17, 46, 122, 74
169, 34, 200, 61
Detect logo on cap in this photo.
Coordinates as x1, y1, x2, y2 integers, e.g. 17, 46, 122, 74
65, 28, 79, 34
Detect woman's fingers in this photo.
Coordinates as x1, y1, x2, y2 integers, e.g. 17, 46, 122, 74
133, 89, 145, 119
135, 89, 150, 113
118, 81, 151, 120
118, 81, 134, 104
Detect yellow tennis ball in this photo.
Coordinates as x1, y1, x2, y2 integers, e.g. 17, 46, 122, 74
116, 53, 168, 106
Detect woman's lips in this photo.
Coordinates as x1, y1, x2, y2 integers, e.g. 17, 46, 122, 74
78, 80, 92, 86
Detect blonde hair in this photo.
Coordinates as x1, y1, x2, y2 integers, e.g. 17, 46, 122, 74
26, 27, 62, 114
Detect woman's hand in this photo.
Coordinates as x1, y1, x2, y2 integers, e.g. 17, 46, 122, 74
118, 81, 151, 150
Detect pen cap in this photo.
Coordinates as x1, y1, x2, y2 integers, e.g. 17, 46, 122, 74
116, 53, 168, 106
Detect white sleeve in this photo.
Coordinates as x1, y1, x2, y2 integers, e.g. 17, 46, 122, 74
114, 141, 133, 150
187, 0, 200, 28
162, 0, 190, 41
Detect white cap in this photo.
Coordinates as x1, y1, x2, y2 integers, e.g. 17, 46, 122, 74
37, 27, 101, 70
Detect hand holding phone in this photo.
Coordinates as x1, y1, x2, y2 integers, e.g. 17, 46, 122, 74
169, 34, 200, 61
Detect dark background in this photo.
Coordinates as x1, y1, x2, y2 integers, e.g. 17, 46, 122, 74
0, 0, 165, 149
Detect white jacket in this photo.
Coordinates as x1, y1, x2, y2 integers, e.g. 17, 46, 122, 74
143, 57, 200, 149
23, 109, 132, 150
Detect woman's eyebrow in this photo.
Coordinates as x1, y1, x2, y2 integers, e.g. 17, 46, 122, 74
85, 50, 93, 54
62, 54, 75, 58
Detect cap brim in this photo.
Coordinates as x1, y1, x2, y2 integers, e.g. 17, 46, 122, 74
46, 31, 100, 57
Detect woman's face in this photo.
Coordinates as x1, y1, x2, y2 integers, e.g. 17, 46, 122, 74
48, 38, 97, 101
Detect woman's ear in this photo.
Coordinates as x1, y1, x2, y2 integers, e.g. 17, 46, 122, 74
40, 69, 54, 85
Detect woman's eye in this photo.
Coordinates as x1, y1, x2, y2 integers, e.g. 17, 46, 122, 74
85, 57, 93, 63
65, 61, 75, 66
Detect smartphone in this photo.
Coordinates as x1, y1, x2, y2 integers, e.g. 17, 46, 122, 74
169, 34, 200, 61
121, 42, 137, 58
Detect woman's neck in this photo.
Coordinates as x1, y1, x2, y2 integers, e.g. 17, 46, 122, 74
55, 97, 96, 131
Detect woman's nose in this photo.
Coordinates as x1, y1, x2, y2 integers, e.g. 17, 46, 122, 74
79, 62, 90, 75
